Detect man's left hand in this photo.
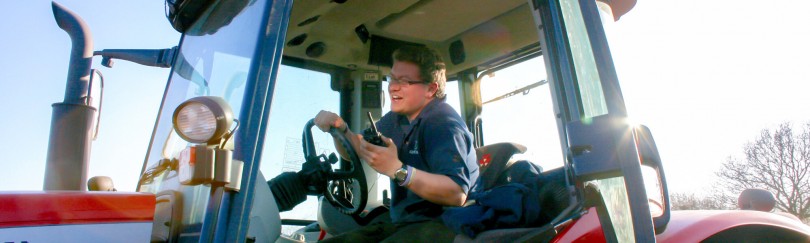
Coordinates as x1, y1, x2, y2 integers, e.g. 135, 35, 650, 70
355, 134, 402, 178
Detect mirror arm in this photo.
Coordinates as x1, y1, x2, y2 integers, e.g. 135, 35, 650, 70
94, 46, 178, 68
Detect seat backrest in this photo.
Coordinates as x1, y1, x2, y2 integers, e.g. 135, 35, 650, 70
475, 142, 527, 191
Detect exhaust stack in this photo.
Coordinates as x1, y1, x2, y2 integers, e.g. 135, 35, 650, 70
44, 2, 96, 190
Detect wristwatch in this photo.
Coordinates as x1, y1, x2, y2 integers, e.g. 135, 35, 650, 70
394, 165, 411, 186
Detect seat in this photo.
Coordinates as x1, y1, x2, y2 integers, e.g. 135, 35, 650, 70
474, 142, 527, 191
449, 142, 570, 242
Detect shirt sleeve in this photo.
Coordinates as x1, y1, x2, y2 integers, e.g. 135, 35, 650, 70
422, 119, 477, 194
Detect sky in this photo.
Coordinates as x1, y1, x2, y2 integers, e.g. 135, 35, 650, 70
1, 0, 809, 197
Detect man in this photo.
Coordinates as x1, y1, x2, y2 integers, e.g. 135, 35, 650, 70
314, 46, 479, 242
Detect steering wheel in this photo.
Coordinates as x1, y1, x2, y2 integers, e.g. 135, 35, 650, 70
302, 119, 368, 215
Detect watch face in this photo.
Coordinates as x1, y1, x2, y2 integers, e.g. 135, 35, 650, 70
395, 168, 408, 182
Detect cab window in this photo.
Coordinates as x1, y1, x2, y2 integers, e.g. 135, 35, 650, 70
479, 56, 564, 170
259, 65, 339, 234
560, 0, 638, 241
561, 0, 608, 118
137, 0, 267, 232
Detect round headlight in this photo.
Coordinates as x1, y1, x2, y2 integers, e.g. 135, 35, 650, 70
172, 96, 234, 144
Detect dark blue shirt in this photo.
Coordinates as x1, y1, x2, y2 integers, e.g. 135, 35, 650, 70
375, 98, 479, 223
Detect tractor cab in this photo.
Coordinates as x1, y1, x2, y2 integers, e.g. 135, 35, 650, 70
7, 0, 810, 242
135, 0, 668, 242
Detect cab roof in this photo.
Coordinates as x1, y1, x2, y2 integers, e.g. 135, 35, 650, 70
281, 0, 636, 76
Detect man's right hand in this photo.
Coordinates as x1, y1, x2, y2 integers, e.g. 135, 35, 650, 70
314, 110, 347, 133
314, 110, 359, 161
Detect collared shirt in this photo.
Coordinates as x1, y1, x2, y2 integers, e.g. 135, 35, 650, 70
374, 98, 479, 223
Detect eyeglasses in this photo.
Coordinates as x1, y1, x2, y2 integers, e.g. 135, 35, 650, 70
387, 75, 426, 87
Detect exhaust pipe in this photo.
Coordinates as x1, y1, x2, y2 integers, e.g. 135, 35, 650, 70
44, 2, 96, 190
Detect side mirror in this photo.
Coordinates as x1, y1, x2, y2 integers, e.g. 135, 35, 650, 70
88, 176, 117, 191
633, 125, 671, 234
566, 115, 671, 235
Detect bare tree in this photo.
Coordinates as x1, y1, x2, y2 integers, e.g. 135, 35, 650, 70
716, 122, 810, 222
670, 192, 730, 210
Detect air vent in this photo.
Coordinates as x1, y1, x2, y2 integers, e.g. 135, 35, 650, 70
287, 34, 308, 46
297, 15, 320, 27
355, 24, 370, 44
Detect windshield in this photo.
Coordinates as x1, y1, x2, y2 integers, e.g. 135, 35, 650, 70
137, 0, 266, 231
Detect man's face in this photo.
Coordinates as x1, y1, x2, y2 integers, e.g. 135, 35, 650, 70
389, 60, 437, 121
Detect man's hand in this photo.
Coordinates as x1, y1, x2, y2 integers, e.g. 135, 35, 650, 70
314, 110, 347, 133
314, 110, 359, 160
356, 134, 402, 178
356, 134, 468, 206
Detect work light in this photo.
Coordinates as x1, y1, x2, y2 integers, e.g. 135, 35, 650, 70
172, 96, 234, 145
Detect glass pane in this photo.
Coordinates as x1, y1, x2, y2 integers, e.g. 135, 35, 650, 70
480, 57, 564, 170
259, 65, 339, 235
560, 0, 608, 119
642, 165, 664, 217
138, 0, 267, 234
559, 0, 640, 240
590, 177, 635, 242
444, 81, 462, 115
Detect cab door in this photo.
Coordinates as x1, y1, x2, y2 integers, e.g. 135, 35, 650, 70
530, 0, 662, 242
138, 0, 295, 242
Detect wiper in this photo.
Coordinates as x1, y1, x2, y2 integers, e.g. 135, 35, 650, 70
482, 80, 548, 105
173, 52, 210, 95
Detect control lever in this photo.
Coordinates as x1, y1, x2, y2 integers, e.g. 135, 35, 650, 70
362, 112, 386, 146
